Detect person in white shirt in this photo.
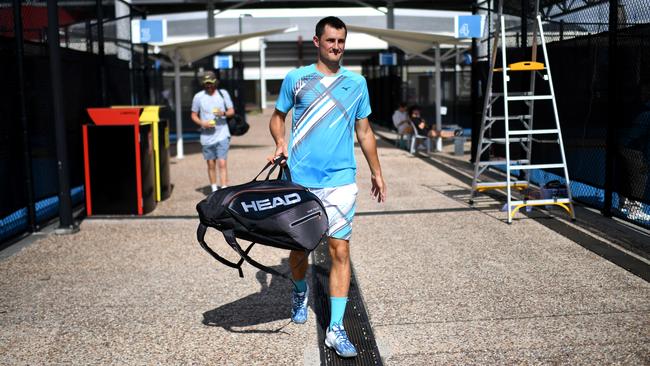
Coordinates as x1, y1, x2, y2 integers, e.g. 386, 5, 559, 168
392, 102, 410, 134
190, 71, 236, 192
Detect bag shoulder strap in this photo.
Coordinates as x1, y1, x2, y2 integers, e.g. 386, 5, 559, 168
223, 229, 289, 279
223, 229, 308, 290
216, 89, 228, 111
197, 224, 254, 278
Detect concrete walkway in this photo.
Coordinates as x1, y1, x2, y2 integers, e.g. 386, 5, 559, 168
1, 108, 649, 365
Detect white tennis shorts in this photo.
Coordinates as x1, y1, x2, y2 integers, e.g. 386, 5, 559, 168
307, 183, 358, 241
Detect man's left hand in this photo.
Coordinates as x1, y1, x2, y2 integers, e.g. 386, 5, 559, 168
370, 174, 386, 203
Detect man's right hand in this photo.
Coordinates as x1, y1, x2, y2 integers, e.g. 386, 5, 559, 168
267, 143, 288, 163
201, 120, 216, 129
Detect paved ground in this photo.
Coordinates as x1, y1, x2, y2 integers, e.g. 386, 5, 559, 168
1, 108, 649, 365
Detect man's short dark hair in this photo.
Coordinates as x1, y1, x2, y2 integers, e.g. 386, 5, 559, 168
315, 16, 347, 38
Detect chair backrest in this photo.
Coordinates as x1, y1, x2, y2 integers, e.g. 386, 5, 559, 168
409, 119, 427, 138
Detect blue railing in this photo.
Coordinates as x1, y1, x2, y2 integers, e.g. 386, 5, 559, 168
0, 186, 85, 242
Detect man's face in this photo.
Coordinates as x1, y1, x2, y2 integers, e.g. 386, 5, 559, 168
204, 82, 216, 93
313, 24, 346, 64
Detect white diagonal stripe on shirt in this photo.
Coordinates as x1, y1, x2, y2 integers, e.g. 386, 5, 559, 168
328, 92, 363, 128
291, 99, 336, 148
320, 75, 339, 88
294, 93, 331, 133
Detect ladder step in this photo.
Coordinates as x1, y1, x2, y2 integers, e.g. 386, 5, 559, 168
508, 95, 554, 101
483, 137, 530, 144
475, 181, 529, 190
509, 61, 546, 71
485, 115, 532, 121
478, 159, 529, 166
491, 92, 533, 98
508, 129, 559, 136
494, 61, 546, 72
509, 198, 571, 206
508, 163, 565, 170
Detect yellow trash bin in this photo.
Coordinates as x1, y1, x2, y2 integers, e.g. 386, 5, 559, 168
112, 106, 172, 202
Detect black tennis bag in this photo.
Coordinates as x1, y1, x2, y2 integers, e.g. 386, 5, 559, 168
196, 157, 328, 280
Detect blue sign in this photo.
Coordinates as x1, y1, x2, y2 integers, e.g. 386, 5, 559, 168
140, 20, 163, 43
132, 19, 166, 43
214, 55, 233, 69
462, 52, 472, 65
456, 15, 483, 38
379, 52, 397, 66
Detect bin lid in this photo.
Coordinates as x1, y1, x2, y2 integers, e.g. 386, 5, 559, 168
87, 108, 141, 125
111, 105, 162, 124
139, 106, 160, 123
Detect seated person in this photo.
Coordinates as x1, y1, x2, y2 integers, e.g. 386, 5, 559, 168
392, 102, 411, 134
409, 106, 462, 139
408, 105, 431, 136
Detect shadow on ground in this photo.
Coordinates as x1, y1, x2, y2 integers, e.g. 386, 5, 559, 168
195, 186, 212, 196
202, 258, 311, 334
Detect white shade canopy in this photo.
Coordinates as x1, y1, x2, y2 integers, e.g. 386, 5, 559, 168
347, 24, 469, 55
159, 26, 297, 65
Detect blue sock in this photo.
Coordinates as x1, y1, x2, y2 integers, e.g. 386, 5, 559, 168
294, 279, 307, 293
329, 297, 348, 329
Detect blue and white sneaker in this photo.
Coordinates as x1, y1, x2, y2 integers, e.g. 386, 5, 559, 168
325, 323, 358, 358
291, 284, 309, 324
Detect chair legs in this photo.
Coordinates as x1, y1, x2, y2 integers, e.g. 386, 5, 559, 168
409, 136, 431, 155
396, 133, 408, 149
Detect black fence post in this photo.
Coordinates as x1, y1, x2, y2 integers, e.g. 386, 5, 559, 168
85, 19, 92, 52
453, 45, 458, 126
13, 0, 37, 233
603, 0, 619, 217
129, 10, 137, 105
47, 0, 76, 233
470, 0, 480, 163
143, 13, 150, 105
521, 0, 528, 60
96, 0, 107, 105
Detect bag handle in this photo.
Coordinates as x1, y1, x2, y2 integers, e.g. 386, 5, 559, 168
252, 155, 291, 182
265, 160, 292, 181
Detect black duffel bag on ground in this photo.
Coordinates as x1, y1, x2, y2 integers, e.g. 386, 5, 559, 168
196, 157, 328, 282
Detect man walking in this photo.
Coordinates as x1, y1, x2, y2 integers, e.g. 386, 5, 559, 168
269, 16, 386, 358
191, 71, 235, 192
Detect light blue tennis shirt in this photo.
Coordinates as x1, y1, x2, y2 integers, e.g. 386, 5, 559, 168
275, 64, 371, 188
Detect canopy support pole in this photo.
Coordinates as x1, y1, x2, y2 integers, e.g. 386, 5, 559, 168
174, 55, 184, 159
260, 38, 267, 110
435, 43, 442, 152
